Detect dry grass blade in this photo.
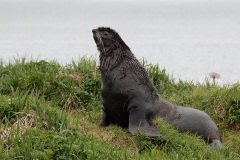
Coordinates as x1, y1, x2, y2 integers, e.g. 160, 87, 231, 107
0, 110, 36, 143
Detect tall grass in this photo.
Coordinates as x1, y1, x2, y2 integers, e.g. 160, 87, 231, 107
0, 57, 239, 159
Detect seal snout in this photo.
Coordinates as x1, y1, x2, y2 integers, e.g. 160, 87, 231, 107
92, 29, 98, 34
92, 29, 100, 43
92, 29, 99, 39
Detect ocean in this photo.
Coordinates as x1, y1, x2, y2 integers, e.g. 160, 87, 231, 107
0, 0, 240, 84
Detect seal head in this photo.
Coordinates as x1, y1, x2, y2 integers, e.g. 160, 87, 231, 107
92, 27, 129, 57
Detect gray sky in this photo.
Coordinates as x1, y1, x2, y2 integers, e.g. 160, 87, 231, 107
1, 0, 240, 84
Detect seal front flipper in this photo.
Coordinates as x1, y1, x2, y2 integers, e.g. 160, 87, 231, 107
100, 107, 110, 127
138, 125, 161, 137
128, 107, 161, 137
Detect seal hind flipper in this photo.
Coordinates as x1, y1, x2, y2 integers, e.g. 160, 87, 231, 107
209, 140, 222, 150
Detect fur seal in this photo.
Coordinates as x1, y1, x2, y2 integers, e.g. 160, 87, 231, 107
92, 27, 222, 149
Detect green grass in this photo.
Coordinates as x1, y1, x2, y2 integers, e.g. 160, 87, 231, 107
0, 57, 240, 159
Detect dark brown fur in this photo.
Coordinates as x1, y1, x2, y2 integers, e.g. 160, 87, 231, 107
92, 27, 222, 149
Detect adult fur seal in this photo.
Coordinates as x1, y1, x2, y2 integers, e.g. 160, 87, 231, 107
92, 27, 222, 149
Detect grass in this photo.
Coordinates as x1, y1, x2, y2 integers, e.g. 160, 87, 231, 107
0, 57, 240, 159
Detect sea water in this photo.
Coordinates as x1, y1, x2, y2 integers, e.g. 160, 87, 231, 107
0, 0, 240, 84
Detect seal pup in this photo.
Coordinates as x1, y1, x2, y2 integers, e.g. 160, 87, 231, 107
92, 27, 222, 149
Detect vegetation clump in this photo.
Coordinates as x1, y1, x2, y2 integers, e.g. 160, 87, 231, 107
0, 57, 239, 159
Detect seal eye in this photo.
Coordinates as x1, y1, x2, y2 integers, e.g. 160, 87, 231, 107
114, 42, 120, 48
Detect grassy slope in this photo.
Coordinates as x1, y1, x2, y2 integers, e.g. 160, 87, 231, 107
0, 58, 239, 159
